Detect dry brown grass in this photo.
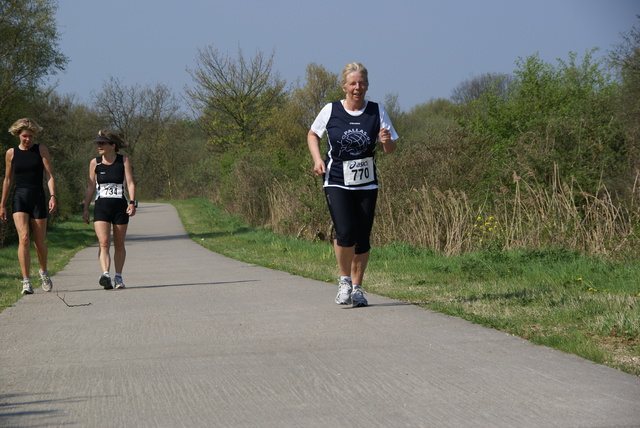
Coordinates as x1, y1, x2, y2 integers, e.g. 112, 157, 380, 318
372, 166, 640, 258
266, 177, 332, 241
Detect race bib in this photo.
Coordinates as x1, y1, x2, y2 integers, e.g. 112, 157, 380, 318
98, 183, 124, 199
343, 157, 374, 186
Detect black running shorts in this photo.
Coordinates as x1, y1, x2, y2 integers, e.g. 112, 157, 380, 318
12, 187, 47, 219
324, 187, 378, 254
93, 198, 129, 225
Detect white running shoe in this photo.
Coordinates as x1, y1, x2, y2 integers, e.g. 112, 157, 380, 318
21, 280, 34, 295
335, 278, 352, 305
114, 276, 125, 289
39, 269, 53, 292
351, 285, 368, 307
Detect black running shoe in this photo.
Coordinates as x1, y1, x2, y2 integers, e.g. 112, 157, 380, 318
99, 275, 113, 290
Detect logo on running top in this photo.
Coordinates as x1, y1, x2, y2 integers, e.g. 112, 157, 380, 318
339, 129, 369, 156
348, 159, 369, 169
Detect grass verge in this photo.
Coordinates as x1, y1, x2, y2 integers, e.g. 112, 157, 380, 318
0, 215, 97, 311
172, 198, 640, 376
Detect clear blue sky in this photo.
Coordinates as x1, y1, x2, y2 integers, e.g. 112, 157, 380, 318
52, 0, 638, 112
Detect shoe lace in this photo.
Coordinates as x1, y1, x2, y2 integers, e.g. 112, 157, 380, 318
351, 286, 366, 298
39, 270, 51, 283
338, 279, 351, 293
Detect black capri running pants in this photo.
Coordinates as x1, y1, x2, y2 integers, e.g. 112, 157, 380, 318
93, 198, 129, 225
324, 187, 378, 254
12, 187, 48, 219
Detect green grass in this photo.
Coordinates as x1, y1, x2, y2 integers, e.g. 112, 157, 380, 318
0, 215, 97, 311
172, 198, 640, 376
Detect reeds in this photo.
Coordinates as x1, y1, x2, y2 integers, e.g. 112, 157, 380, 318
374, 165, 639, 258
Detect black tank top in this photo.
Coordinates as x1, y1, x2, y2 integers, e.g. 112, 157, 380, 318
13, 144, 44, 189
95, 154, 126, 200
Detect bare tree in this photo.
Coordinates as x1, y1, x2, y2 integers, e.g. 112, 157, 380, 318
609, 15, 640, 74
609, 15, 640, 167
92, 77, 183, 199
451, 73, 513, 104
93, 76, 181, 156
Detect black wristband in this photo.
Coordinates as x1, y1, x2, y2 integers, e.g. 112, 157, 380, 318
129, 200, 138, 208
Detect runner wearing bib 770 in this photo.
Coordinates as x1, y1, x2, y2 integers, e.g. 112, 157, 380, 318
308, 62, 399, 308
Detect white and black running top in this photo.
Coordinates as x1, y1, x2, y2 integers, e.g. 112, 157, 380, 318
311, 100, 399, 190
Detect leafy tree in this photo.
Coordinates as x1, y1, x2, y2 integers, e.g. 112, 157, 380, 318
379, 98, 477, 193
136, 119, 208, 200
262, 63, 339, 153
293, 62, 342, 126
185, 47, 286, 153
30, 90, 103, 219
0, 0, 67, 115
204, 63, 340, 228
457, 51, 624, 192
402, 98, 457, 144
0, 0, 67, 245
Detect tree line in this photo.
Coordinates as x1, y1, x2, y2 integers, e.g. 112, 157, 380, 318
1, 1, 639, 258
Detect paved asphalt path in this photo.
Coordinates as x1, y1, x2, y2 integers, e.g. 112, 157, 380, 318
1, 203, 639, 427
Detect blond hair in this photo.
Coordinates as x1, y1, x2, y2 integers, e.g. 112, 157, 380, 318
8, 118, 43, 136
340, 62, 369, 87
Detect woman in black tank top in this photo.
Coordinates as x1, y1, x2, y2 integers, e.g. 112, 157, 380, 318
82, 129, 136, 290
0, 118, 57, 295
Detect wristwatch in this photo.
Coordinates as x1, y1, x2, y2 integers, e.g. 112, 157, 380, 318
129, 200, 138, 208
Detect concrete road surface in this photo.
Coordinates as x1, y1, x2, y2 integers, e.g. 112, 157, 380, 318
1, 203, 639, 427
